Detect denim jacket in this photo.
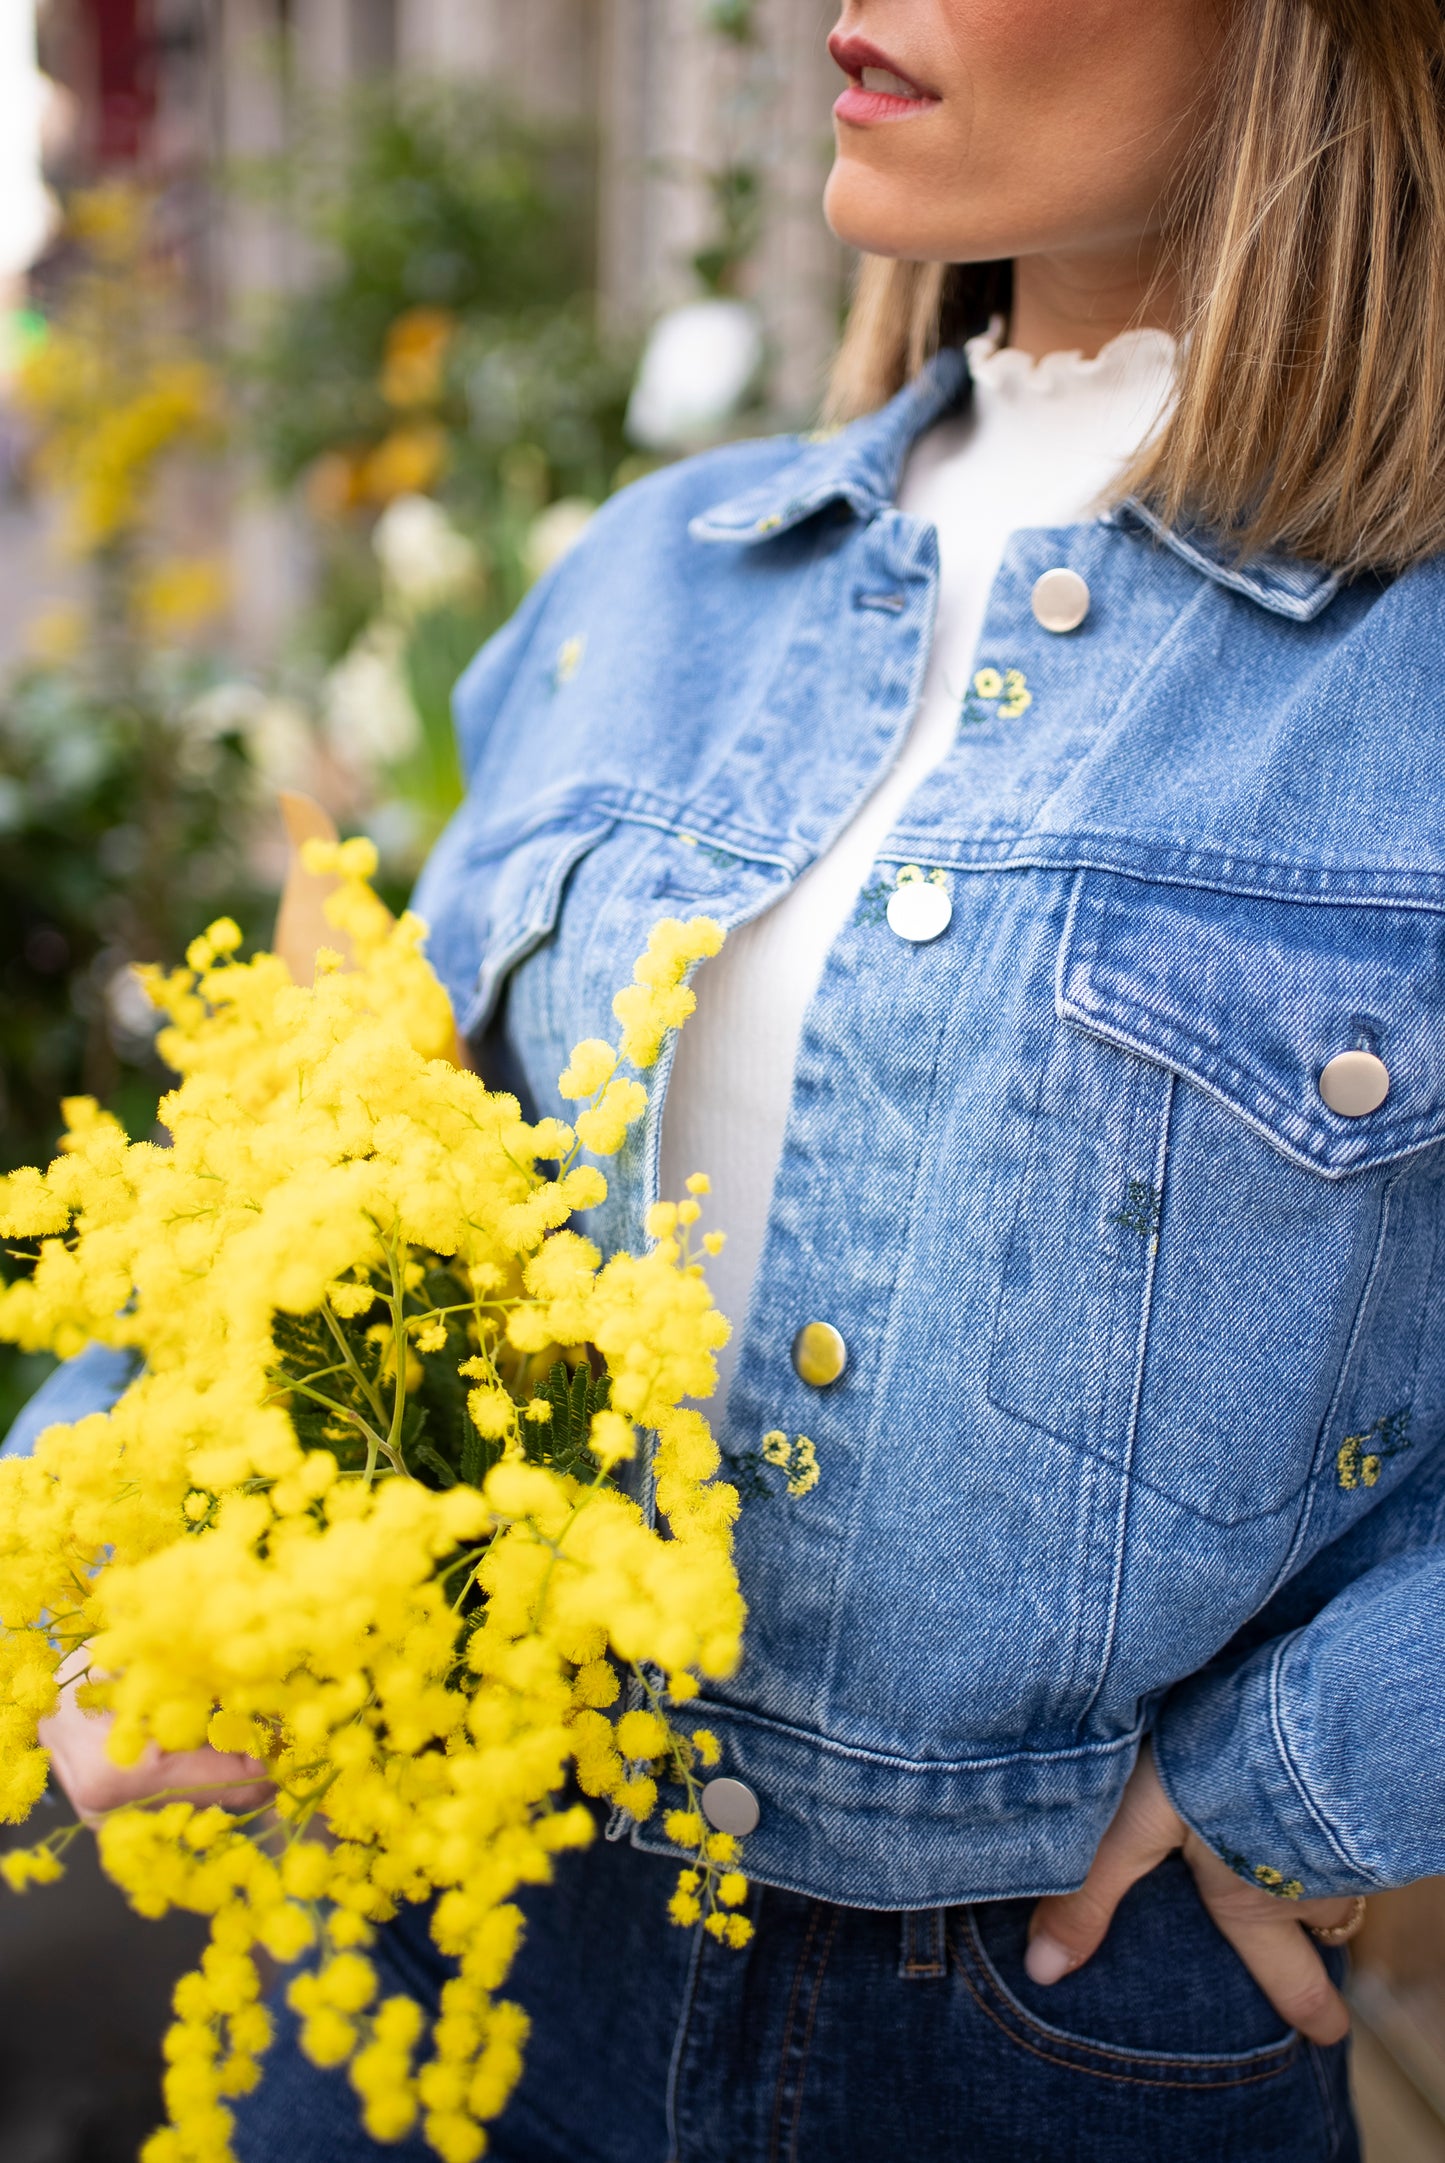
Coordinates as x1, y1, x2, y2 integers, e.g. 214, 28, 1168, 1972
16, 349, 1445, 1911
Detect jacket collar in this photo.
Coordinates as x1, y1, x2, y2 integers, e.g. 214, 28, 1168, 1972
1102, 500, 1341, 624
691, 347, 1343, 624
689, 346, 971, 546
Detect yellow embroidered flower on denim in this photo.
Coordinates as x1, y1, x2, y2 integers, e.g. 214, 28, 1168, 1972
552, 634, 586, 688
1336, 1409, 1412, 1491
999, 667, 1033, 719
963, 663, 1032, 726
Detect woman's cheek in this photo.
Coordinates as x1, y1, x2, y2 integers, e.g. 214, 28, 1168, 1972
933, 0, 1143, 82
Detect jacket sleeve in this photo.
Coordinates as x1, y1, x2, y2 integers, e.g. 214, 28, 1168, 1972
2, 1343, 139, 1459
1152, 1451, 1445, 1896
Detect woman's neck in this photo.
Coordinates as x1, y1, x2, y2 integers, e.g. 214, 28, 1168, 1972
1008, 242, 1180, 361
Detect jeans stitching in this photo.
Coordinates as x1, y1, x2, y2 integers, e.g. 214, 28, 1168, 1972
664, 1908, 710, 2163
900, 1907, 947, 1978
768, 1903, 824, 2163
1305, 2038, 1348, 2156
949, 1915, 1299, 2089
785, 1908, 841, 2163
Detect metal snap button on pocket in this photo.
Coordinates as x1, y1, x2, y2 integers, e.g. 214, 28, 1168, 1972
1318, 1050, 1390, 1117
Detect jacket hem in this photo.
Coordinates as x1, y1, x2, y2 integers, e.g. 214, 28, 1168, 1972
629, 1700, 1146, 1907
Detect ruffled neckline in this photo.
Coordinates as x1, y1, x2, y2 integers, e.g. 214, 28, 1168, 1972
964, 316, 1178, 397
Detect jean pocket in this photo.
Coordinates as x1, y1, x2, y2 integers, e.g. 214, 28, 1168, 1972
950, 1856, 1300, 2089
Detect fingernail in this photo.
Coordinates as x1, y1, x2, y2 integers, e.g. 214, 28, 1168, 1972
1025, 1932, 1075, 1986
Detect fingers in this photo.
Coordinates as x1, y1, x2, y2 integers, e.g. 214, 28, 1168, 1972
95, 1744, 272, 1815
1027, 1744, 1184, 1984
52, 1738, 271, 1820
1185, 1840, 1351, 2046
40, 1688, 270, 1820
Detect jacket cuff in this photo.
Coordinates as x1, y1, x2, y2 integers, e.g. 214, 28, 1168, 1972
1152, 1637, 1387, 1900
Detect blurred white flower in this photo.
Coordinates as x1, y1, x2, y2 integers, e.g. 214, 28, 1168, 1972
372, 494, 480, 615
524, 497, 597, 586
364, 796, 426, 871
104, 961, 162, 1060
182, 680, 317, 789
625, 299, 765, 452
0, 6, 55, 287
323, 622, 421, 772
185, 680, 267, 739
245, 696, 315, 789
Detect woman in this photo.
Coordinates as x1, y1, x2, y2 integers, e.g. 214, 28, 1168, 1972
24, 1, 1445, 2157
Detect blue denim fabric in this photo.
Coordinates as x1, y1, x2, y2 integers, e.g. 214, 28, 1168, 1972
2, 1341, 137, 1457
18, 344, 1445, 1911
230, 1833, 1358, 2163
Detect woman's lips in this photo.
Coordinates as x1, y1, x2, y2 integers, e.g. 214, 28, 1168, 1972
834, 77, 940, 123
827, 35, 940, 125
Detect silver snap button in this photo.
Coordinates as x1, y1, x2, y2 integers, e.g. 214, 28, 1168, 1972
886, 880, 952, 943
1318, 1050, 1390, 1118
792, 1321, 847, 1387
1031, 567, 1091, 633
701, 1777, 760, 1837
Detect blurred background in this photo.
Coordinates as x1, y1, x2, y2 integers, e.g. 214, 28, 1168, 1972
0, 3, 1440, 2158
0, 0, 844, 1430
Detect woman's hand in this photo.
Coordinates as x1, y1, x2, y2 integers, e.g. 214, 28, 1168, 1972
1026, 1743, 1354, 2046
40, 1659, 271, 1824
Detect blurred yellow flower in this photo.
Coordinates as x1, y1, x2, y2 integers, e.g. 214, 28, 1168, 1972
0, 860, 749, 2163
362, 424, 448, 504
68, 182, 147, 263
303, 448, 369, 522
380, 308, 455, 410
15, 186, 223, 567
26, 601, 86, 665
136, 557, 229, 639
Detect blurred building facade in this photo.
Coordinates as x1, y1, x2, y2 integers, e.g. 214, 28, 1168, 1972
45, 0, 843, 424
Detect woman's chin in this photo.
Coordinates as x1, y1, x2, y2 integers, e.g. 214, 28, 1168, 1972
823, 162, 926, 258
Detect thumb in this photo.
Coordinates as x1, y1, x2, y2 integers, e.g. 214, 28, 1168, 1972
1025, 1750, 1182, 1985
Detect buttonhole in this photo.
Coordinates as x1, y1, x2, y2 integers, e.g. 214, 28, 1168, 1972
854, 590, 906, 614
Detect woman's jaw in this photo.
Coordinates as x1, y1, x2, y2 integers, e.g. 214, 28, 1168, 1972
822, 0, 1222, 357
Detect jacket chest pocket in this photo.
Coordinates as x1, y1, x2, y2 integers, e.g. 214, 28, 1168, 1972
988, 871, 1445, 1527
412, 795, 619, 1046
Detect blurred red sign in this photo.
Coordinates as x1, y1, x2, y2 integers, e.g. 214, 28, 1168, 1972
86, 0, 157, 165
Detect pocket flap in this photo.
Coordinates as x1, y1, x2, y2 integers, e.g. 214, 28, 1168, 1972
1058, 872, 1445, 1177
413, 798, 617, 1039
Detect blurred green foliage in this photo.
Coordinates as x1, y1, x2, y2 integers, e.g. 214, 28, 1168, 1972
0, 657, 269, 1429
240, 82, 636, 663
0, 660, 260, 1163
0, 189, 271, 1436
1, 91, 640, 1436
243, 86, 596, 475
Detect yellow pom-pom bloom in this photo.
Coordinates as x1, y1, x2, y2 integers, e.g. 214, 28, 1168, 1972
557, 1039, 617, 1101
0, 849, 752, 2163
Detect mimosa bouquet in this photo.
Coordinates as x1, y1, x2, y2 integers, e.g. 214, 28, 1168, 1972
0, 825, 748, 2163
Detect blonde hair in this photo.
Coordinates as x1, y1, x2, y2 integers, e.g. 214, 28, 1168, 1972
826, 0, 1445, 575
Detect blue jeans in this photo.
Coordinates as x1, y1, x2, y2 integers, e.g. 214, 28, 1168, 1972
231, 1833, 1357, 2163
